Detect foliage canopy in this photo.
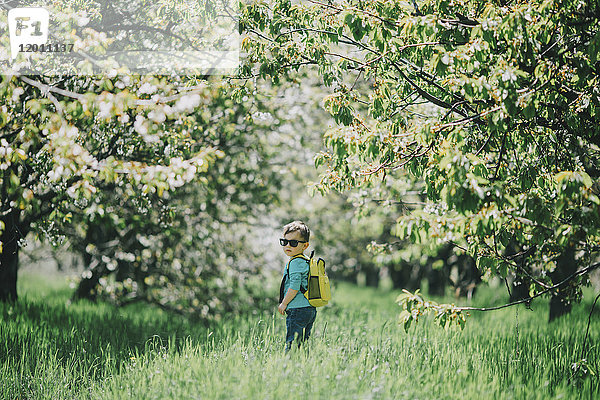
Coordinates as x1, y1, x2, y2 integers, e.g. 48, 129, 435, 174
241, 0, 600, 324
0, 0, 288, 317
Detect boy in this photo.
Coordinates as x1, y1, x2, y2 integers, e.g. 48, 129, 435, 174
278, 220, 317, 352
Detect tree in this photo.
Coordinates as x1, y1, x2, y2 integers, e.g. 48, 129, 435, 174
63, 79, 301, 318
0, 68, 251, 301
241, 0, 600, 324
0, 0, 238, 303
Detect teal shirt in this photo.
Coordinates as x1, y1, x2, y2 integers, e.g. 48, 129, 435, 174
283, 256, 312, 309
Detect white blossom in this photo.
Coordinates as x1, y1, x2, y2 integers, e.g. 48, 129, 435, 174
98, 101, 113, 119
502, 69, 517, 82
134, 115, 148, 134
77, 16, 90, 26
139, 82, 158, 95
12, 87, 24, 102
173, 94, 201, 112
148, 109, 166, 123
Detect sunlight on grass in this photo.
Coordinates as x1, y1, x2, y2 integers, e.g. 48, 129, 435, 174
1, 273, 598, 399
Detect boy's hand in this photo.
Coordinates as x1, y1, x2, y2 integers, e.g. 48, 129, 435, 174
279, 288, 297, 315
278, 303, 287, 315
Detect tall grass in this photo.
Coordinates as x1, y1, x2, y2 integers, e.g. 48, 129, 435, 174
1, 270, 598, 399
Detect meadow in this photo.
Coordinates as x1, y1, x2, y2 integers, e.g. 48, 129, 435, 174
1, 269, 598, 399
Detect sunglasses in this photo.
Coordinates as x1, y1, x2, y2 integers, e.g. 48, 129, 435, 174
279, 238, 307, 247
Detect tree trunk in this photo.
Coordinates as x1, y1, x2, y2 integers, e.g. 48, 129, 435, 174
389, 261, 423, 291
427, 267, 446, 296
509, 276, 531, 303
0, 240, 19, 302
549, 247, 577, 322
72, 246, 108, 301
364, 264, 380, 287
0, 212, 22, 302
506, 241, 533, 304
388, 263, 408, 290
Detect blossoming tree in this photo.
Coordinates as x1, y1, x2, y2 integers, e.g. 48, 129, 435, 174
241, 0, 600, 323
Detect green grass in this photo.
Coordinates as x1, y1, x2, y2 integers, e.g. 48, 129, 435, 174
1, 270, 599, 399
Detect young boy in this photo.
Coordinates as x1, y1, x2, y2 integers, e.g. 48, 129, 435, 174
278, 220, 316, 352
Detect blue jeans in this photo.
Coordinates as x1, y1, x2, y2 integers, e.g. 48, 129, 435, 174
285, 306, 317, 351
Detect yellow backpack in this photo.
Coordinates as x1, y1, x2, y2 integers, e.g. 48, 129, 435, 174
280, 252, 331, 307
303, 252, 331, 307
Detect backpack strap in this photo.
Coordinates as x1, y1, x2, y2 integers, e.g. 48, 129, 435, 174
285, 254, 310, 293
280, 254, 309, 303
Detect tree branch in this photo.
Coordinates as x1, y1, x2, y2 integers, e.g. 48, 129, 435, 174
19, 75, 85, 102
434, 105, 502, 132
492, 130, 508, 181
581, 292, 600, 360
306, 0, 401, 27
457, 261, 600, 312
249, 23, 477, 119
18, 75, 222, 107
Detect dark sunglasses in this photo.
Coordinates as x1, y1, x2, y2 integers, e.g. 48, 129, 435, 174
279, 238, 307, 247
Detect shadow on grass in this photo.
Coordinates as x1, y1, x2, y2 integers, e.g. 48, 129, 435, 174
0, 292, 210, 381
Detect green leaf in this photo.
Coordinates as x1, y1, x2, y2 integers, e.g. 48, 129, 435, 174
578, 172, 593, 189
344, 12, 354, 26
590, 31, 600, 64
523, 101, 535, 120
9, 172, 20, 190
438, 313, 447, 328
403, 315, 412, 332
399, 310, 410, 323
554, 171, 572, 183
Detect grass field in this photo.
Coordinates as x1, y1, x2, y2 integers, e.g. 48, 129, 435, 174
1, 269, 599, 399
